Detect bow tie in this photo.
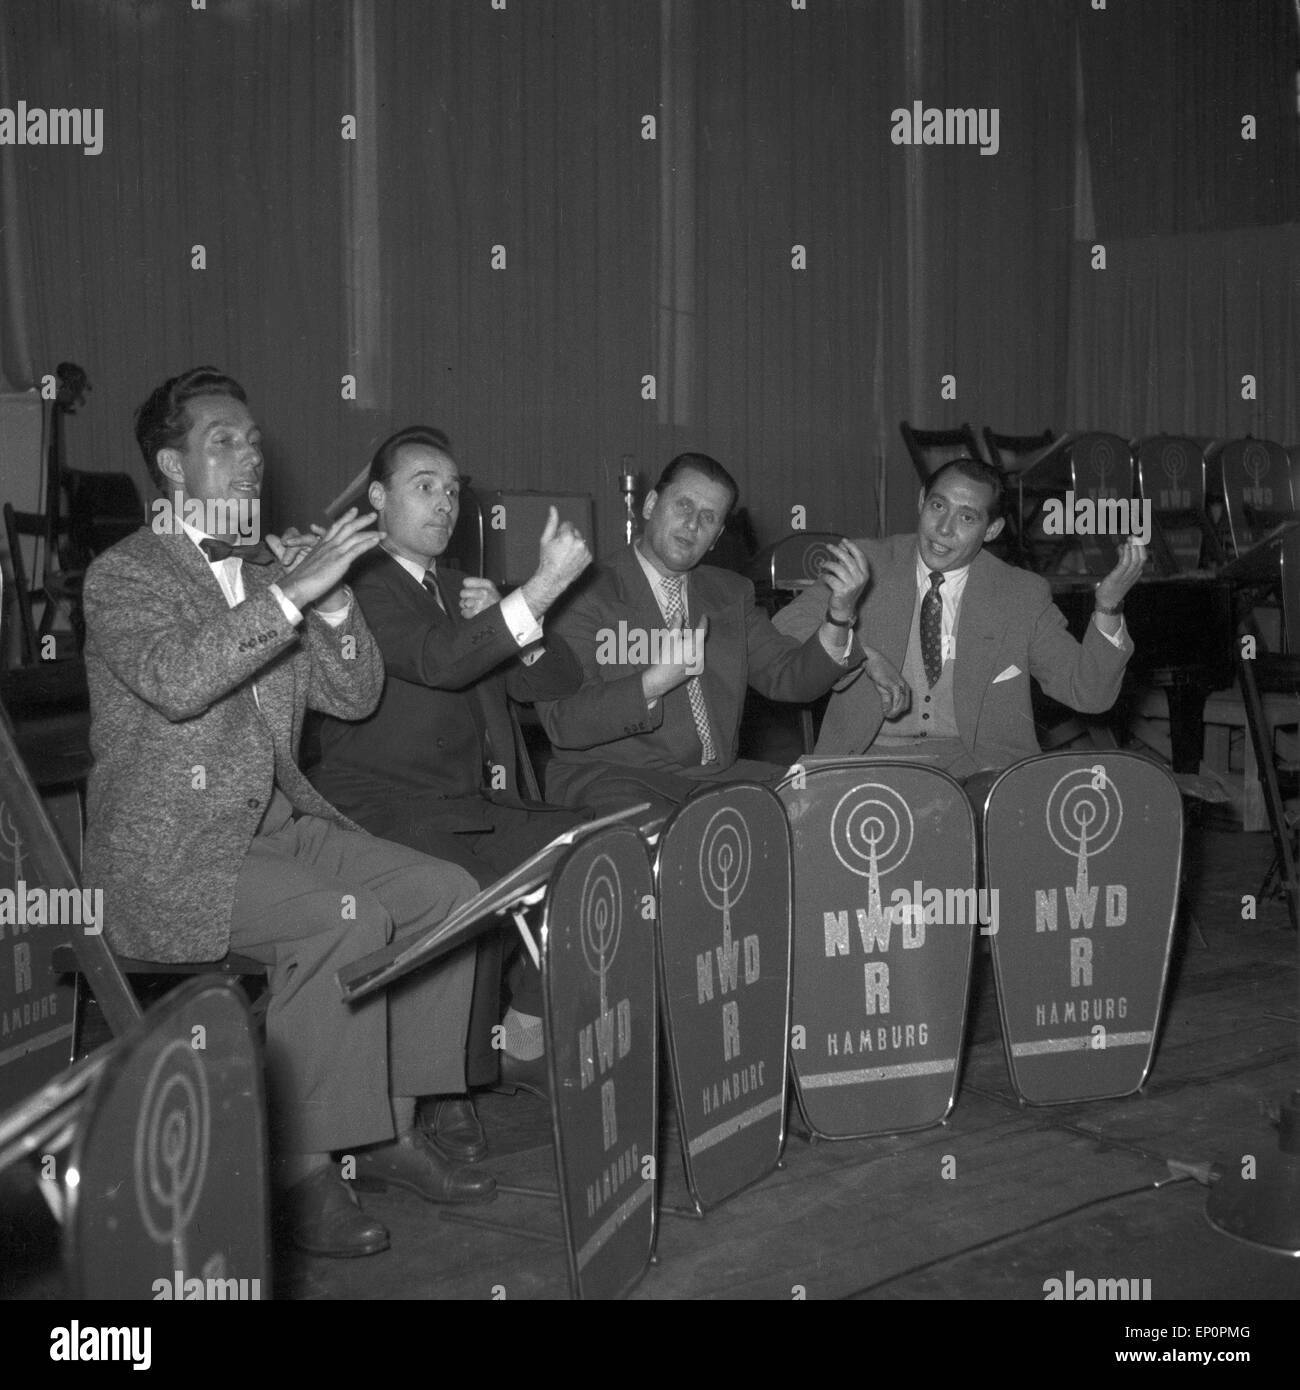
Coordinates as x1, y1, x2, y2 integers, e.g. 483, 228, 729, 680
199, 537, 276, 565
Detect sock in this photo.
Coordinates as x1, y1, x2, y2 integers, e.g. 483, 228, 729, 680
391, 1095, 417, 1135
502, 1007, 544, 1061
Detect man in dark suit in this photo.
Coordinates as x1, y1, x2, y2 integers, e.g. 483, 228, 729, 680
538, 453, 869, 815
773, 457, 1146, 775
309, 426, 591, 1142
82, 369, 494, 1261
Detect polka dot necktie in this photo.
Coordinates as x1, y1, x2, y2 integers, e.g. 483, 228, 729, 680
920, 569, 945, 688
662, 574, 717, 765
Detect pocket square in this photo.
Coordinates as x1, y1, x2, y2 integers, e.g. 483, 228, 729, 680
993, 665, 1022, 684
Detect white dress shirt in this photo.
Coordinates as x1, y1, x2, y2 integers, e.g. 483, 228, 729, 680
911, 549, 1127, 658
387, 550, 545, 661
182, 519, 350, 709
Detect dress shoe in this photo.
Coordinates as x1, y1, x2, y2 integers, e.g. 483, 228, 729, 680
420, 1095, 487, 1163
351, 1130, 496, 1204
282, 1165, 390, 1259
496, 1050, 549, 1101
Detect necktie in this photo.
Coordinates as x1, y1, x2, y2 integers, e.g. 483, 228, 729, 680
200, 537, 275, 565
662, 574, 716, 765
422, 570, 448, 614
920, 569, 945, 688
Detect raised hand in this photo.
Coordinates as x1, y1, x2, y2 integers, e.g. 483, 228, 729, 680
820, 540, 869, 621
642, 614, 708, 701
459, 576, 501, 621
265, 526, 317, 573
520, 506, 592, 618
1095, 538, 1147, 611
864, 649, 911, 720
277, 508, 382, 613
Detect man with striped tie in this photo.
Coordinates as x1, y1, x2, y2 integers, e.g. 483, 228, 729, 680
539, 452, 868, 817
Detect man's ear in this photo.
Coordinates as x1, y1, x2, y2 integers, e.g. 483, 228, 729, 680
917, 487, 927, 515
367, 480, 386, 514
984, 516, 1006, 543
157, 448, 184, 490
642, 489, 658, 521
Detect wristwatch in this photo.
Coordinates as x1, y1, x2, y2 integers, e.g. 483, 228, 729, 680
825, 610, 854, 628
1094, 599, 1123, 616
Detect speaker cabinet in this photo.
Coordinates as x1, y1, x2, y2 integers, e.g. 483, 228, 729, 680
478, 490, 593, 588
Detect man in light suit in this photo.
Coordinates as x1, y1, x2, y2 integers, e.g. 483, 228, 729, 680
83, 368, 494, 1261
309, 425, 592, 1136
538, 453, 869, 816
773, 457, 1146, 776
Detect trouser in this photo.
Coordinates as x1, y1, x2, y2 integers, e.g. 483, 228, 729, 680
229, 808, 478, 1153
344, 797, 586, 1083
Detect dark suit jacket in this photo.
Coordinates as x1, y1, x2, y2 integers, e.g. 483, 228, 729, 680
774, 533, 1134, 773
538, 543, 863, 805
81, 527, 383, 962
309, 550, 582, 826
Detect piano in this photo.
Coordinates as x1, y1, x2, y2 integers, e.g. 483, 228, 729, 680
1048, 573, 1235, 773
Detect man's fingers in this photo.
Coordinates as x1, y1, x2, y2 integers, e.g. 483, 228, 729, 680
540, 506, 559, 546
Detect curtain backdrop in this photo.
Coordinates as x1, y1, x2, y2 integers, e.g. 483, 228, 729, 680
1065, 223, 1300, 445
1080, 0, 1300, 239
1, 0, 1297, 553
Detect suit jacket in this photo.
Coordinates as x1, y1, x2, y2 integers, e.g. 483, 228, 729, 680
773, 533, 1134, 773
81, 527, 383, 962
538, 543, 863, 804
309, 550, 583, 826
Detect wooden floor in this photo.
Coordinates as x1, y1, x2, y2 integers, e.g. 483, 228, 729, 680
291, 820, 1295, 1302
2, 816, 1297, 1307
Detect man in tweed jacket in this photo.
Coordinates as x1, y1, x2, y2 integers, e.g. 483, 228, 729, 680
82, 367, 494, 1258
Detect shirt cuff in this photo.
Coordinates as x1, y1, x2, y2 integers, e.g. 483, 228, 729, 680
1094, 614, 1128, 648
501, 588, 544, 648
269, 583, 304, 627
818, 623, 855, 664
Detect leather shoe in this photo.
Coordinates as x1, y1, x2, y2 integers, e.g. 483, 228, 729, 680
420, 1095, 487, 1163
283, 1165, 390, 1259
351, 1130, 496, 1204
496, 1050, 549, 1101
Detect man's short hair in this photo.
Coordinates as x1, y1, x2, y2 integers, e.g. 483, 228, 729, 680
135, 367, 247, 490
923, 457, 1007, 521
652, 452, 739, 517
368, 425, 453, 487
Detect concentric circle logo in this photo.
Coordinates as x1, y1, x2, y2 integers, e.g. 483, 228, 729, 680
1243, 442, 1272, 485
829, 784, 914, 879
579, 853, 623, 983
133, 1039, 211, 1247
1045, 768, 1123, 863
1159, 443, 1187, 484
800, 540, 837, 583
698, 807, 752, 913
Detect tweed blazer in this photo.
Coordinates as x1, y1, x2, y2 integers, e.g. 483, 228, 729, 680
774, 533, 1134, 773
310, 549, 582, 821
538, 543, 862, 804
81, 526, 383, 962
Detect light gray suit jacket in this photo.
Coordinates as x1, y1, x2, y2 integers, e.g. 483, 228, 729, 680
82, 527, 383, 962
774, 534, 1133, 776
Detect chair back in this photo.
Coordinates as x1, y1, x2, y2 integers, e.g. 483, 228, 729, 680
899, 421, 983, 484
1135, 435, 1220, 573
1213, 437, 1295, 556
1066, 433, 1136, 575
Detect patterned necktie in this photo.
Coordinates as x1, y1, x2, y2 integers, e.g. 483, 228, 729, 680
920, 569, 945, 687
422, 570, 448, 614
200, 537, 274, 565
662, 573, 716, 765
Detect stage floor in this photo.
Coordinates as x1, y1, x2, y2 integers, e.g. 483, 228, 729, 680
2, 821, 1296, 1305
276, 820, 1300, 1303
